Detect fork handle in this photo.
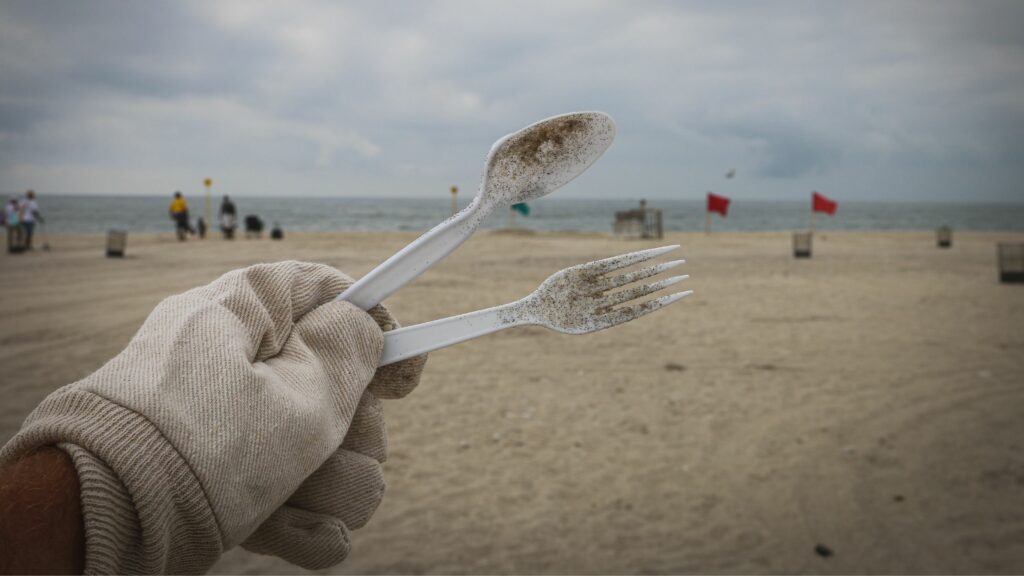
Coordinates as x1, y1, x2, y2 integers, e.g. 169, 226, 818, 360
380, 301, 524, 366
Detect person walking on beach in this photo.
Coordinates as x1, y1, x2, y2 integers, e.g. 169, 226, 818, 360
18, 190, 44, 250
0, 262, 427, 574
168, 191, 193, 241
4, 197, 25, 253
219, 195, 237, 239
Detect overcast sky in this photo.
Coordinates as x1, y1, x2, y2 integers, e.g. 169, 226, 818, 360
2, 1, 1023, 202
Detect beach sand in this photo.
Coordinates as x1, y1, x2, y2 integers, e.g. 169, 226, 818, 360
2, 229, 1023, 574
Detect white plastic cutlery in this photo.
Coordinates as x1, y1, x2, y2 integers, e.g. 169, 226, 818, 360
378, 245, 690, 366
337, 111, 616, 310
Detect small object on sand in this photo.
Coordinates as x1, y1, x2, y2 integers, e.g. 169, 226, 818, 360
998, 243, 1024, 283
814, 544, 833, 558
664, 362, 686, 372
106, 230, 127, 258
936, 225, 952, 248
893, 494, 905, 503
244, 215, 264, 239
793, 231, 813, 258
270, 224, 283, 240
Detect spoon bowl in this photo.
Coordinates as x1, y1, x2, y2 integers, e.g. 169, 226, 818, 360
479, 111, 616, 208
338, 111, 616, 310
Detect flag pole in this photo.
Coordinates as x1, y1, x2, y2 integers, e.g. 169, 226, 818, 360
705, 211, 710, 235
810, 209, 816, 233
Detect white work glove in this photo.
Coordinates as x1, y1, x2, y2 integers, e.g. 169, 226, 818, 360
242, 275, 428, 570
0, 261, 426, 574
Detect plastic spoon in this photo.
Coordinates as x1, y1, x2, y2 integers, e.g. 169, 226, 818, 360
337, 111, 616, 310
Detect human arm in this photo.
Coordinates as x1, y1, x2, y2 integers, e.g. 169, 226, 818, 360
0, 261, 425, 574
0, 447, 84, 575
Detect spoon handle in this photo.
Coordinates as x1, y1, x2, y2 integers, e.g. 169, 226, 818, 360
337, 204, 487, 310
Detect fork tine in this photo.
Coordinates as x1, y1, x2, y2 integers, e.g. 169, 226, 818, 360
587, 245, 679, 275
602, 275, 689, 308
605, 259, 685, 290
596, 289, 694, 329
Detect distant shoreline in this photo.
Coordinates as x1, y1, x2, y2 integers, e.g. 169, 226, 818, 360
34, 229, 1024, 240
14, 192, 1024, 207
25, 196, 1024, 234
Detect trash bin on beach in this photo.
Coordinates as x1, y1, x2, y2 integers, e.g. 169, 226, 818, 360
998, 243, 1024, 283
793, 232, 812, 258
6, 227, 25, 253
937, 226, 952, 248
106, 230, 127, 257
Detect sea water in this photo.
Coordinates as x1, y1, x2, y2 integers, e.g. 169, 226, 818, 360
28, 195, 1024, 234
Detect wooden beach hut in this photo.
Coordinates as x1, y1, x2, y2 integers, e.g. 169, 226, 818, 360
614, 200, 663, 240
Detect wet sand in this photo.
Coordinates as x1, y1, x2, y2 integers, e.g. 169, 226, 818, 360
1, 229, 1022, 574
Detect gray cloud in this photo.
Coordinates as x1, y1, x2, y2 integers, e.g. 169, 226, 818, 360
1, 0, 1023, 201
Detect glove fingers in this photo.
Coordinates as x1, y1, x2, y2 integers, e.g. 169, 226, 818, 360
365, 306, 427, 399
267, 301, 384, 424
342, 392, 388, 462
190, 261, 356, 362
241, 505, 351, 570
369, 352, 428, 399
289, 449, 385, 530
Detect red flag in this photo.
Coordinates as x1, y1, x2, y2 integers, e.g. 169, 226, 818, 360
707, 192, 730, 216
812, 191, 837, 215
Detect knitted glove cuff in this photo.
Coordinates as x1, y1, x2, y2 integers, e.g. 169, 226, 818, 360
0, 389, 221, 575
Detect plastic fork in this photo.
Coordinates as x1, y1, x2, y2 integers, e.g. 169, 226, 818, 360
379, 245, 690, 366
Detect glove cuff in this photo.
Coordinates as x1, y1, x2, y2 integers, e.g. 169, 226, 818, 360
0, 389, 222, 575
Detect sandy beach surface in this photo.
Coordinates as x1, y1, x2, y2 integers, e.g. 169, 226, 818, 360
1, 229, 1022, 574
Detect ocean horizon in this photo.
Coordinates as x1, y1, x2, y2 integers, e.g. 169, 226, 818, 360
18, 194, 1024, 235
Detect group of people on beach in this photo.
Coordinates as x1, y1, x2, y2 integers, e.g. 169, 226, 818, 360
169, 191, 281, 241
4, 190, 44, 254
168, 191, 240, 241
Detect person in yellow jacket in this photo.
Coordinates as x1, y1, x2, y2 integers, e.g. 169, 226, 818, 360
168, 191, 194, 241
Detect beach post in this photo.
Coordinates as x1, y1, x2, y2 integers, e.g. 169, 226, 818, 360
998, 243, 1024, 283
793, 231, 812, 258
203, 178, 212, 240
106, 230, 127, 258
937, 226, 952, 248
450, 185, 458, 216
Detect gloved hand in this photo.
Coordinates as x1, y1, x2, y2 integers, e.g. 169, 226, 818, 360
0, 261, 426, 574
241, 275, 428, 570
